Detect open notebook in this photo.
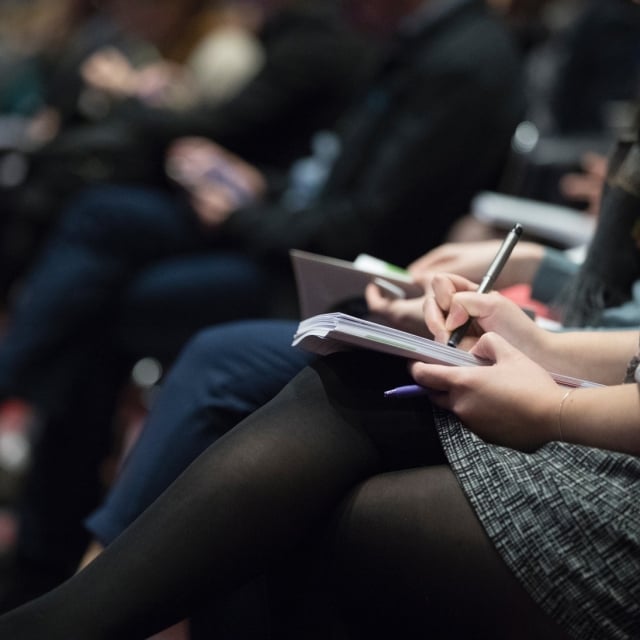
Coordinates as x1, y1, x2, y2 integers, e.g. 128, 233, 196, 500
292, 312, 601, 389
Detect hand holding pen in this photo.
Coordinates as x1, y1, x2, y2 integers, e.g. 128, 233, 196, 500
386, 224, 523, 397
447, 223, 523, 347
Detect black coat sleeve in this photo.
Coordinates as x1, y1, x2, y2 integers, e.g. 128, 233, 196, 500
221, 46, 524, 264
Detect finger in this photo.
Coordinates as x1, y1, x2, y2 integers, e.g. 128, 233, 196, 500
423, 293, 448, 343
430, 272, 477, 308
443, 290, 506, 332
191, 188, 231, 220
365, 282, 387, 308
468, 331, 516, 364
409, 361, 458, 392
407, 245, 448, 275
365, 283, 395, 313
424, 273, 475, 342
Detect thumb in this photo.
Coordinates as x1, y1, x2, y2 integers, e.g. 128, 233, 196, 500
444, 291, 507, 333
469, 331, 517, 364
444, 298, 470, 333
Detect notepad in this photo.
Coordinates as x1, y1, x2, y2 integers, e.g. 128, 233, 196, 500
290, 249, 422, 318
292, 312, 601, 389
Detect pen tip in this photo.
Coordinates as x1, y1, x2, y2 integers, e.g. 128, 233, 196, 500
514, 223, 523, 236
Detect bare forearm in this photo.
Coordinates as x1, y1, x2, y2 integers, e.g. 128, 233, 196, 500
558, 384, 640, 456
536, 330, 638, 385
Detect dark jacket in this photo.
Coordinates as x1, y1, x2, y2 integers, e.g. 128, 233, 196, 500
118, 0, 374, 171
221, 0, 526, 266
549, 0, 640, 134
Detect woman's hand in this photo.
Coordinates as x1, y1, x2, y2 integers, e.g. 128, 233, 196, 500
422, 273, 480, 349
364, 283, 430, 336
133, 61, 186, 106
410, 332, 564, 451
166, 137, 266, 227
408, 240, 544, 289
423, 273, 549, 360
82, 47, 194, 108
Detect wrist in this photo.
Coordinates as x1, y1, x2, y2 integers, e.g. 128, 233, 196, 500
530, 326, 568, 370
528, 383, 567, 448
555, 387, 577, 442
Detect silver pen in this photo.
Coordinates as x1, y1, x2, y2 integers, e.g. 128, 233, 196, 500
447, 223, 523, 348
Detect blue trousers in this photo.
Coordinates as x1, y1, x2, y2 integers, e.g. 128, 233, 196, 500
2, 185, 275, 577
85, 319, 314, 545
0, 184, 273, 409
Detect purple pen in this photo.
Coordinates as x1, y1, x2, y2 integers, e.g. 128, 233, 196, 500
383, 384, 429, 398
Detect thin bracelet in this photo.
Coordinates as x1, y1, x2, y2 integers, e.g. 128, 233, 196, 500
557, 388, 575, 442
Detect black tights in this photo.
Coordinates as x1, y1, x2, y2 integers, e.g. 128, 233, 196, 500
0, 353, 567, 639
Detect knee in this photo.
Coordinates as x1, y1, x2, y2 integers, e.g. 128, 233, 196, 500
178, 324, 250, 371
330, 466, 470, 593
57, 185, 178, 245
168, 320, 302, 415
166, 323, 264, 406
178, 320, 294, 373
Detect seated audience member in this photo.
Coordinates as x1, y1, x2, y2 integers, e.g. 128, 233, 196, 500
0, 259, 639, 637
0, 0, 247, 144
0, 0, 371, 300
0, 0, 526, 607
80, 0, 265, 112
107, 0, 375, 171
0, 0, 118, 121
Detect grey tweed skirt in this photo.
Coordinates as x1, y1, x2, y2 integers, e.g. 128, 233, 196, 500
435, 409, 640, 640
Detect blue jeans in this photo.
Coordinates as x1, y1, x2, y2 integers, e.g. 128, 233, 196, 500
0, 184, 273, 408
3, 185, 274, 577
85, 319, 314, 545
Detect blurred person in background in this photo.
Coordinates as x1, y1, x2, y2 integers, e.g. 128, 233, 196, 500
0, 0, 372, 304
81, 0, 265, 111
0, 0, 261, 135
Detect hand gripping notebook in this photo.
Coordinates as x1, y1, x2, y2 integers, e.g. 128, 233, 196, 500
290, 249, 422, 318
292, 312, 601, 389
